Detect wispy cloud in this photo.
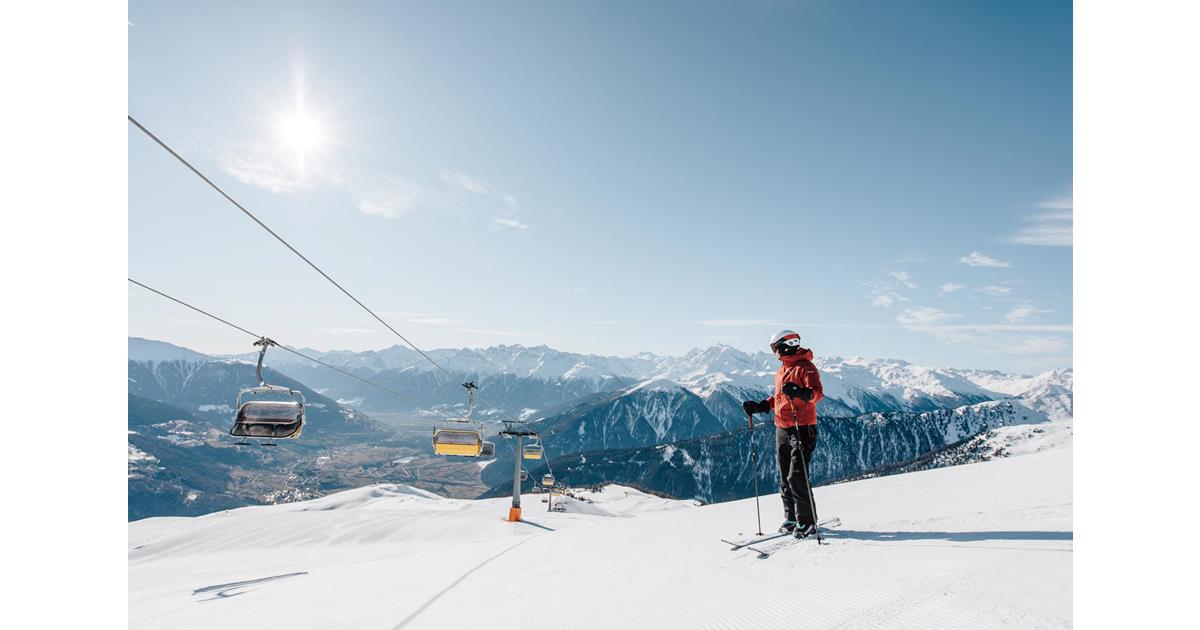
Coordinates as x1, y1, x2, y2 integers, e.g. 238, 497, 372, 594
1009, 197, 1073, 247
896, 307, 961, 327
582, 320, 633, 326
407, 317, 458, 326
939, 283, 966, 296
217, 144, 327, 194
492, 217, 528, 230
1004, 303, 1051, 323
697, 319, 786, 327
911, 323, 1071, 333
452, 327, 536, 337
440, 171, 490, 195
977, 285, 1014, 296
357, 178, 445, 218
959, 251, 1012, 268
996, 336, 1070, 354
440, 171, 527, 229
889, 271, 917, 289
870, 293, 907, 309
379, 311, 457, 326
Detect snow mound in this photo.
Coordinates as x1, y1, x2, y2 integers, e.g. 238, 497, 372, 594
131, 447, 1071, 629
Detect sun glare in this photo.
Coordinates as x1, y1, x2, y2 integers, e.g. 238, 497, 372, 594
277, 111, 324, 156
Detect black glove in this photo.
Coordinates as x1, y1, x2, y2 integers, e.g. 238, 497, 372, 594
742, 400, 769, 415
781, 382, 815, 402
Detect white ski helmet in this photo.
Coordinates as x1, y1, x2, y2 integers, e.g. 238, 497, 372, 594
769, 329, 802, 353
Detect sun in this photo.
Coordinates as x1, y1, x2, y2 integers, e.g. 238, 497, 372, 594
276, 110, 324, 156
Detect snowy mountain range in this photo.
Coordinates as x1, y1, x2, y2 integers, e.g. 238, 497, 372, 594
129, 337, 1072, 517
131, 337, 1072, 421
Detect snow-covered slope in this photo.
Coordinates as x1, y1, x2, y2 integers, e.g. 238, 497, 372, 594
129, 448, 1072, 629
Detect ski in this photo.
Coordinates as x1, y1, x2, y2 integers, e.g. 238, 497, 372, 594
745, 517, 841, 557
722, 517, 841, 551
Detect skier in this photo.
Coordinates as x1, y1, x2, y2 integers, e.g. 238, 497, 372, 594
742, 330, 824, 538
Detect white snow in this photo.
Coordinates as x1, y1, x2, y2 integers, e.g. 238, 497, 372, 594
127, 445, 157, 464
129, 447, 1071, 629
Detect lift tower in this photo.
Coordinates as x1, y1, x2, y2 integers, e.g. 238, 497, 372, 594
499, 421, 539, 522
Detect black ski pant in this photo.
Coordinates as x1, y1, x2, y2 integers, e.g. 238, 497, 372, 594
776, 425, 819, 526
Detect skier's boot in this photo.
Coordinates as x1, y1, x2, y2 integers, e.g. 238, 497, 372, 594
793, 522, 817, 539
778, 520, 797, 534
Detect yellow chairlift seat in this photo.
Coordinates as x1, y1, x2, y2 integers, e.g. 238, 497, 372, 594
541, 474, 555, 487
432, 382, 485, 457
522, 444, 544, 460
433, 426, 483, 457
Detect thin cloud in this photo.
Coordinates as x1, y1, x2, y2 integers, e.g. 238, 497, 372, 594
977, 285, 1014, 296
939, 283, 966, 296
914, 323, 1071, 333
1009, 198, 1073, 247
218, 145, 315, 194
322, 327, 379, 335
358, 178, 444, 218
452, 327, 536, 337
1005, 303, 1052, 324
405, 317, 457, 326
870, 293, 907, 309
896, 307, 962, 327
492, 217, 528, 230
959, 251, 1012, 268
1038, 196, 1073, 210
697, 319, 786, 327
996, 336, 1070, 354
440, 171, 490, 195
1003, 195, 1073, 247
442, 170, 520, 208
889, 271, 917, 289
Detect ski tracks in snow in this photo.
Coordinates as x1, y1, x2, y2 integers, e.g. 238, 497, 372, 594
701, 567, 984, 630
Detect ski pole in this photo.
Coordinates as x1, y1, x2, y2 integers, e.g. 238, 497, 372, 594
795, 428, 823, 544
747, 409, 763, 536
792, 404, 823, 544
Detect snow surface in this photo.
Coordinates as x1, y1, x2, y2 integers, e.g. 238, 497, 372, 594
129, 448, 1071, 629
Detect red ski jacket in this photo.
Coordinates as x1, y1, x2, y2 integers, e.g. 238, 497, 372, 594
768, 349, 823, 428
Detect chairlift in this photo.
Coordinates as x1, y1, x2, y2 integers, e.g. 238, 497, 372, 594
520, 470, 529, 482
522, 444, 544, 460
480, 441, 496, 458
433, 382, 486, 457
230, 338, 305, 444
541, 473, 555, 487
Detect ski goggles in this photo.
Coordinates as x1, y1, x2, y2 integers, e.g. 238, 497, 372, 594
770, 334, 802, 352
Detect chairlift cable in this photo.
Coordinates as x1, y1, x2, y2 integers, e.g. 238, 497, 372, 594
128, 115, 456, 385
129, 116, 555, 468
128, 278, 418, 403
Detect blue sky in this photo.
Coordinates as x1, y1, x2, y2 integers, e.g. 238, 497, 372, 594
128, 0, 1072, 373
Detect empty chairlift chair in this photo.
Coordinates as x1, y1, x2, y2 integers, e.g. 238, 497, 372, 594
230, 338, 306, 444
541, 473, 555, 487
522, 443, 544, 460
432, 427, 483, 457
432, 382, 485, 457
